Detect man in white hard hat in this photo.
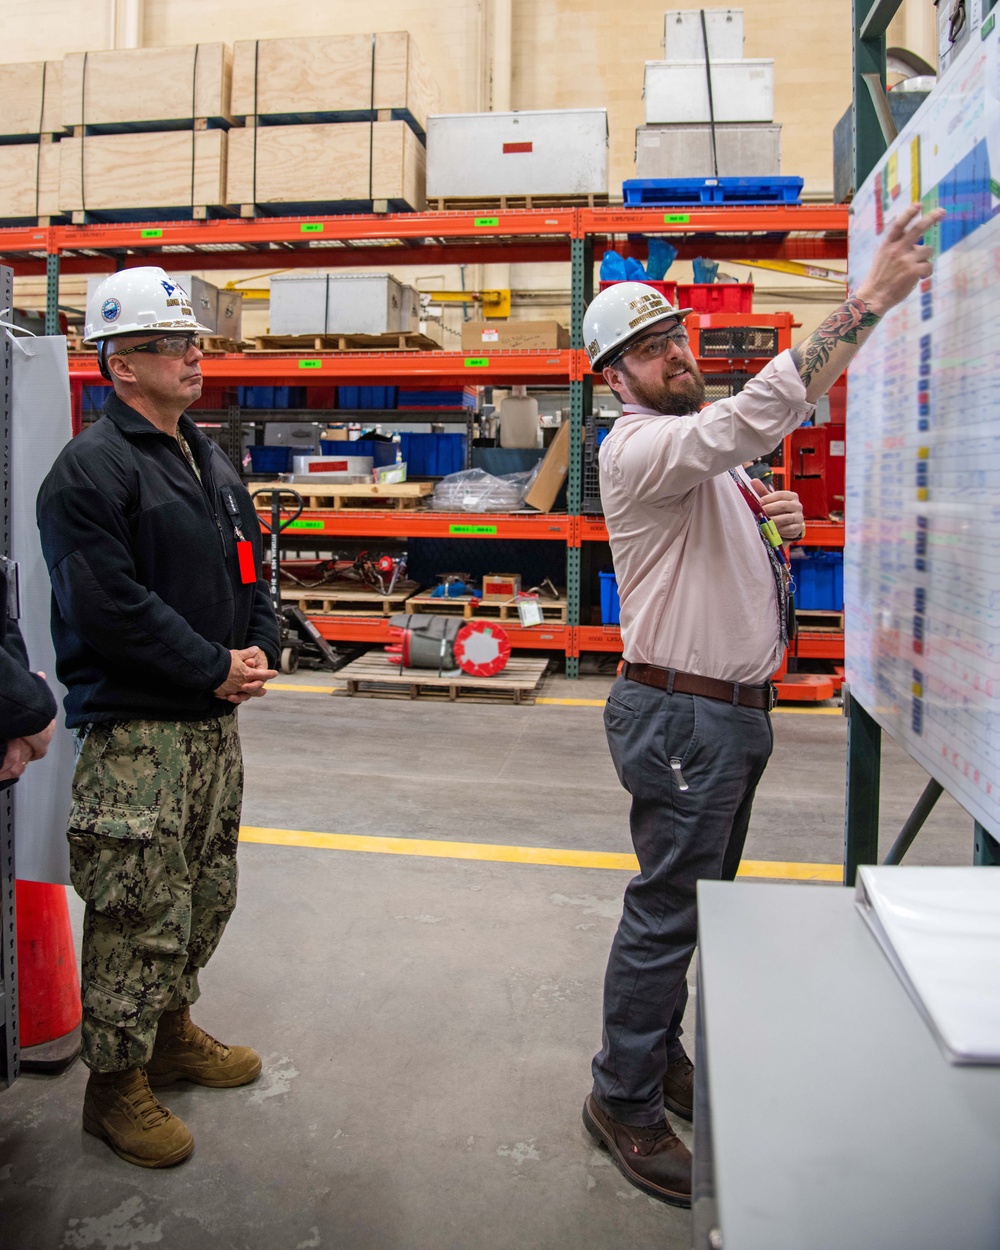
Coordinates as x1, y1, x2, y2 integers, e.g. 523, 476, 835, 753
582, 205, 946, 1204
37, 267, 280, 1168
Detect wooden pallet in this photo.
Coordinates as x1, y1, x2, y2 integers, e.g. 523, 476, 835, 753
279, 584, 416, 616
795, 609, 844, 632
403, 592, 568, 623
246, 331, 442, 353
253, 480, 433, 511
201, 335, 243, 353
334, 652, 550, 704
428, 193, 611, 212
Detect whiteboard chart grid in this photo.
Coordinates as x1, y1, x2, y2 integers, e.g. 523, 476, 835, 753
846, 21, 1000, 838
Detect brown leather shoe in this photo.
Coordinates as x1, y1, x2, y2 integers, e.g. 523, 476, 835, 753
83, 1066, 194, 1168
582, 1095, 692, 1207
146, 1006, 262, 1089
664, 1053, 694, 1122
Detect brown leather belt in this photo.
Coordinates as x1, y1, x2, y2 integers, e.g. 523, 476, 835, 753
621, 661, 777, 710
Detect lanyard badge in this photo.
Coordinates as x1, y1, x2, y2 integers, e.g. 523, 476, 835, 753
220, 485, 257, 585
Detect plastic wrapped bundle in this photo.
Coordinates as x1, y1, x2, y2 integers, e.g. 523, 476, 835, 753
432, 467, 538, 513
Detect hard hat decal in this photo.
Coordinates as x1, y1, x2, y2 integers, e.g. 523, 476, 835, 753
160, 279, 177, 296
628, 306, 672, 330
180, 306, 193, 316
165, 298, 180, 307
101, 297, 122, 322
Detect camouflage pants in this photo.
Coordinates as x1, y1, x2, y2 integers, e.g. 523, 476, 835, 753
68, 715, 243, 1072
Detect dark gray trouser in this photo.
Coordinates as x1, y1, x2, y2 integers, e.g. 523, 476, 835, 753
592, 675, 773, 1126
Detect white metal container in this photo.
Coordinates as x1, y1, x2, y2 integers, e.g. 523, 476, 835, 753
635, 123, 780, 179
644, 60, 774, 124
399, 284, 422, 333
216, 289, 243, 341
426, 109, 608, 198
293, 454, 374, 477
325, 274, 406, 335
269, 273, 329, 336
663, 9, 744, 60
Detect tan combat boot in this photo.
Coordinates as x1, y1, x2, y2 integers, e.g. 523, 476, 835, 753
82, 1066, 194, 1168
146, 1005, 262, 1089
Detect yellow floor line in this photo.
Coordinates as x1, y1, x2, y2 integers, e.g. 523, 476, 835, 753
268, 685, 840, 713
239, 825, 841, 881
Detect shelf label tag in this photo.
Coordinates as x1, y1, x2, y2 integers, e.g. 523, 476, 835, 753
474, 217, 499, 227
464, 357, 489, 368
301, 222, 324, 233
449, 524, 497, 535
287, 519, 324, 530
298, 359, 322, 369
140, 228, 164, 238
663, 214, 690, 223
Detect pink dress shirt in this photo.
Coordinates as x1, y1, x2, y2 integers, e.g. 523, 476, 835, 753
598, 352, 815, 685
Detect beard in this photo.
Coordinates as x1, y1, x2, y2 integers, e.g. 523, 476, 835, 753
621, 359, 706, 415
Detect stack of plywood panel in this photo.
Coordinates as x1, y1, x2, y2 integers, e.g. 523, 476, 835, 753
227, 32, 437, 215
0, 60, 63, 222
57, 44, 232, 221
638, 8, 781, 179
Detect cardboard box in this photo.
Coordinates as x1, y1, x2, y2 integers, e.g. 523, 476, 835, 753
461, 321, 569, 352
524, 420, 571, 513
482, 574, 521, 601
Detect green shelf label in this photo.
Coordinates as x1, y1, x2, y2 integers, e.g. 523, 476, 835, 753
140, 228, 164, 238
300, 222, 324, 233
983, 13, 996, 37
474, 216, 500, 227
449, 524, 498, 535
663, 214, 691, 224
298, 359, 322, 369
287, 519, 324, 530
464, 357, 489, 368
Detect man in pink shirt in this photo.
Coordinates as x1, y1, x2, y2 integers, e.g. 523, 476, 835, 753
581, 204, 945, 1205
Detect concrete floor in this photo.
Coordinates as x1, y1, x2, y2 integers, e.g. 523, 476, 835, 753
0, 672, 975, 1250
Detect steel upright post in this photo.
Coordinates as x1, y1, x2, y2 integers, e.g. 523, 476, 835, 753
853, 0, 900, 189
566, 234, 593, 680
45, 253, 60, 338
844, 684, 882, 886
973, 824, 1000, 866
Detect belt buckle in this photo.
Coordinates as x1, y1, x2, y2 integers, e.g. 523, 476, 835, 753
767, 682, 778, 711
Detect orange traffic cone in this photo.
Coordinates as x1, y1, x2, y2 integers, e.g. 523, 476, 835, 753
15, 880, 82, 1072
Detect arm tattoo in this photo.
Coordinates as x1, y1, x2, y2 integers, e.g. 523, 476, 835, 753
790, 296, 881, 386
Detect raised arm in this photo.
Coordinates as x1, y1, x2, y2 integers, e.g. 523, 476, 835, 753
791, 203, 945, 403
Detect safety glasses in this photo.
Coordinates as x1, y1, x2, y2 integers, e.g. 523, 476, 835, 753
112, 333, 201, 359
610, 324, 689, 369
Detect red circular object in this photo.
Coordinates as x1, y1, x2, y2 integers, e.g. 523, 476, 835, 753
453, 620, 511, 677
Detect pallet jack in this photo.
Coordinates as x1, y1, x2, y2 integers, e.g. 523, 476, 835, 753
251, 486, 363, 675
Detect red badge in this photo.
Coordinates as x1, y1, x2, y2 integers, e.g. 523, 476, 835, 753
236, 541, 256, 584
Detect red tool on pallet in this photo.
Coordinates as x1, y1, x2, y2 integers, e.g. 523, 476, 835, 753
386, 614, 511, 678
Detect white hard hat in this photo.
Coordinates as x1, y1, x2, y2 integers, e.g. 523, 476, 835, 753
83, 266, 214, 344
583, 282, 693, 373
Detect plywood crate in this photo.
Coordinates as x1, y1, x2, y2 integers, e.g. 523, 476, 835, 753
228, 120, 424, 213
61, 44, 233, 129
231, 31, 438, 135
0, 141, 60, 220
59, 129, 227, 219
0, 60, 63, 137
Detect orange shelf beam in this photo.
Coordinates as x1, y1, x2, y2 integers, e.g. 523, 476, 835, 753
575, 625, 623, 653
791, 631, 845, 660
255, 509, 572, 541
312, 615, 569, 652
581, 204, 848, 236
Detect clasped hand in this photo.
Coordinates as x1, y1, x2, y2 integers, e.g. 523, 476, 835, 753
213, 646, 279, 705
750, 480, 805, 541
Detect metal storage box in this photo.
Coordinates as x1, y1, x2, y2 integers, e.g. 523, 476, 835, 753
216, 289, 243, 342
635, 123, 781, 178
426, 109, 608, 198
269, 273, 330, 336
644, 60, 774, 124
399, 285, 422, 333
325, 274, 407, 335
663, 9, 744, 60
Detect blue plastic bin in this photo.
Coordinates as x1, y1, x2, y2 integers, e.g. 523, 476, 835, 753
599, 572, 621, 626
791, 551, 843, 610
338, 386, 398, 410
319, 439, 397, 467
398, 433, 466, 476
248, 445, 293, 474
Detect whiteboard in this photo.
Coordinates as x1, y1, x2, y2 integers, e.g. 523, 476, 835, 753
846, 18, 1000, 838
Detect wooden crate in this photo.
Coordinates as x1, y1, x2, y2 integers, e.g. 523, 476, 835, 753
0, 140, 60, 220
231, 32, 438, 133
334, 652, 550, 704
0, 60, 62, 137
428, 193, 610, 212
228, 120, 425, 213
58, 129, 227, 219
253, 480, 433, 511
61, 44, 232, 130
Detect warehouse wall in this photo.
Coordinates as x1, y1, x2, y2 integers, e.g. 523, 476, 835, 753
1, 0, 937, 199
